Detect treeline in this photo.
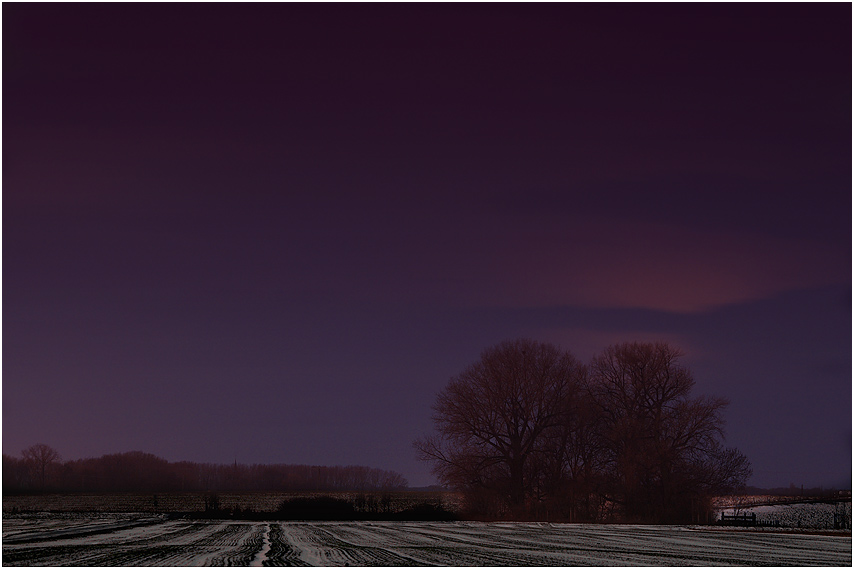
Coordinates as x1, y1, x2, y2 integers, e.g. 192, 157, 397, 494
743, 485, 850, 498
2, 447, 408, 494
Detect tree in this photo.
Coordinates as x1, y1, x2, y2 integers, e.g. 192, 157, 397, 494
587, 342, 751, 523
416, 339, 751, 522
414, 339, 586, 517
527, 386, 607, 521
21, 444, 61, 490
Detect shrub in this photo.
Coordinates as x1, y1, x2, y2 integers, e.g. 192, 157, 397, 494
275, 496, 356, 520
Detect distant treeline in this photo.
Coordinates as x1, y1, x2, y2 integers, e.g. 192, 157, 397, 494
743, 485, 850, 498
2, 446, 408, 494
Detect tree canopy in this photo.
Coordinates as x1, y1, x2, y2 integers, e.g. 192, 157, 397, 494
415, 339, 585, 516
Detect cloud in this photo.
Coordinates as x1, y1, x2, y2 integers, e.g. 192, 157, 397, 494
462, 215, 846, 313
264, 208, 844, 316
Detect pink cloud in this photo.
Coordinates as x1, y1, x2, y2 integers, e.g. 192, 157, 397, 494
391, 214, 845, 313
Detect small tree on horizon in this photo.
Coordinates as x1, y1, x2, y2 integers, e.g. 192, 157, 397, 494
22, 443, 61, 490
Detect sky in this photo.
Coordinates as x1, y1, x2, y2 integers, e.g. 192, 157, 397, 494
3, 3, 851, 489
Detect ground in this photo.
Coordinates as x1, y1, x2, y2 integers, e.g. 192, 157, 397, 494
3, 514, 851, 566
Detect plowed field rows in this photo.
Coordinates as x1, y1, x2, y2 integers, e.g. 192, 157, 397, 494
3, 515, 851, 566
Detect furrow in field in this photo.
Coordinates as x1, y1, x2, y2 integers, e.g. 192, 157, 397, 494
313, 523, 529, 566
276, 523, 421, 566
2, 516, 164, 544
263, 523, 309, 566
201, 523, 266, 567
249, 523, 271, 567
2, 520, 267, 566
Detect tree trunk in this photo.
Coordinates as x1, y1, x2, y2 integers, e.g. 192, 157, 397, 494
509, 457, 525, 510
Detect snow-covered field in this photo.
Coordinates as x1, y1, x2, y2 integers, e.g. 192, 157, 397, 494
718, 501, 852, 530
3, 514, 851, 566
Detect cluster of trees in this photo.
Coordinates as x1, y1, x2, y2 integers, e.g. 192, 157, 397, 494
2, 448, 408, 494
415, 339, 752, 523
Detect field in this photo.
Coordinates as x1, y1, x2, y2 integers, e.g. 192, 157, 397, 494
718, 501, 851, 530
3, 513, 851, 566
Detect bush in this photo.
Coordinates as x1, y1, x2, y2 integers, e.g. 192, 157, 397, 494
394, 502, 458, 521
276, 496, 356, 520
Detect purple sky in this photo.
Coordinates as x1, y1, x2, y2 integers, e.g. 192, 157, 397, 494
4, 4, 851, 488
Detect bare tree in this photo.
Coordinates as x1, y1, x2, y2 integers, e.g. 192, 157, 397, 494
416, 339, 751, 522
22, 443, 61, 490
414, 339, 586, 516
528, 386, 607, 521
587, 342, 751, 523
